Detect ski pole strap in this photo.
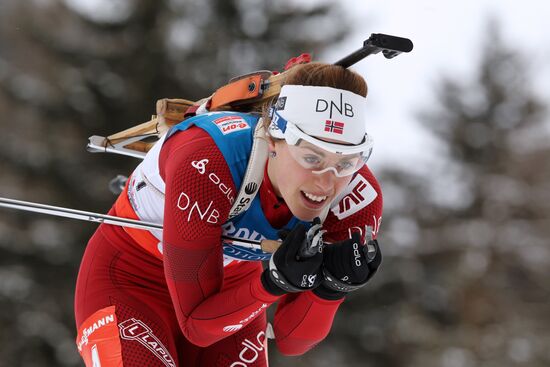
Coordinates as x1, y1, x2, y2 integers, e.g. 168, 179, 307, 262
297, 217, 324, 260
321, 267, 366, 293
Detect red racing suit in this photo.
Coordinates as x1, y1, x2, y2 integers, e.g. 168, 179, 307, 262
74, 125, 383, 367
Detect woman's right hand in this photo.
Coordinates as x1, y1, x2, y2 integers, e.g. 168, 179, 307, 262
261, 223, 324, 295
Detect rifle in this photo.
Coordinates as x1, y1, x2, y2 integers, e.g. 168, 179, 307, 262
87, 33, 413, 160
1, 33, 413, 235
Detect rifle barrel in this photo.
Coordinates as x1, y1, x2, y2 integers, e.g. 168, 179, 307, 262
334, 33, 414, 68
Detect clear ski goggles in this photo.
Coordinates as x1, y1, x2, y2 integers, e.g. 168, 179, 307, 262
267, 85, 374, 177
274, 115, 374, 178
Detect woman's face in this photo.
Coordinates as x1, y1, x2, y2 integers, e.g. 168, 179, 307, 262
268, 139, 354, 222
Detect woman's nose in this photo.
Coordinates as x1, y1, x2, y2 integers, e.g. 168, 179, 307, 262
313, 170, 336, 191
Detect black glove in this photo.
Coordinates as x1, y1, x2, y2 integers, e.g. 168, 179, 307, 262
261, 223, 324, 296
313, 232, 382, 300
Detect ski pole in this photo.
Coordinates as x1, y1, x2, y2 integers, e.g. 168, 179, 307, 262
0, 197, 281, 252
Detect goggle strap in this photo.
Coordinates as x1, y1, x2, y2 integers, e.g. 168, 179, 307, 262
268, 111, 287, 139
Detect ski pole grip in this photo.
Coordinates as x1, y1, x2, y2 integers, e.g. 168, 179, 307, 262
297, 217, 324, 260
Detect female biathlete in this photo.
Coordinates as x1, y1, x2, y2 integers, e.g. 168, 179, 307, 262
74, 62, 383, 366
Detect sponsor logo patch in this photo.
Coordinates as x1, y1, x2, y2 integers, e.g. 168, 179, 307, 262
77, 309, 117, 352
223, 324, 243, 332
244, 182, 258, 195
315, 92, 355, 118
275, 96, 287, 110
76, 306, 123, 366
177, 192, 220, 224
119, 318, 176, 367
270, 113, 287, 133
331, 174, 377, 219
222, 303, 267, 333
191, 159, 208, 175
239, 304, 267, 325
191, 159, 234, 204
230, 331, 267, 367
214, 116, 250, 135
301, 274, 317, 288
229, 196, 251, 217
222, 244, 271, 262
221, 222, 270, 261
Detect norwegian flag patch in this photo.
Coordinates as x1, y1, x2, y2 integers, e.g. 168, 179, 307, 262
324, 120, 344, 134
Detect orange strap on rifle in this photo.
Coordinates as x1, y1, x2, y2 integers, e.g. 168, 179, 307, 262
210, 74, 264, 110
208, 54, 311, 110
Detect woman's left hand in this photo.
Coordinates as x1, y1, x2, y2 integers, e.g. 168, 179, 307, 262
313, 232, 382, 299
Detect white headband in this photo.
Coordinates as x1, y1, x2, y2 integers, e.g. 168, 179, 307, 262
269, 85, 368, 145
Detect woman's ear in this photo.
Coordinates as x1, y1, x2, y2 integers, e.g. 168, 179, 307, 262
268, 137, 276, 151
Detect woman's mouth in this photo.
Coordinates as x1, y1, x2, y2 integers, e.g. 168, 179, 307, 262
301, 191, 328, 208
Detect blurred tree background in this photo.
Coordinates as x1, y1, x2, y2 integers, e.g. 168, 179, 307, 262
272, 23, 550, 367
0, 1, 549, 367
0, 0, 348, 365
